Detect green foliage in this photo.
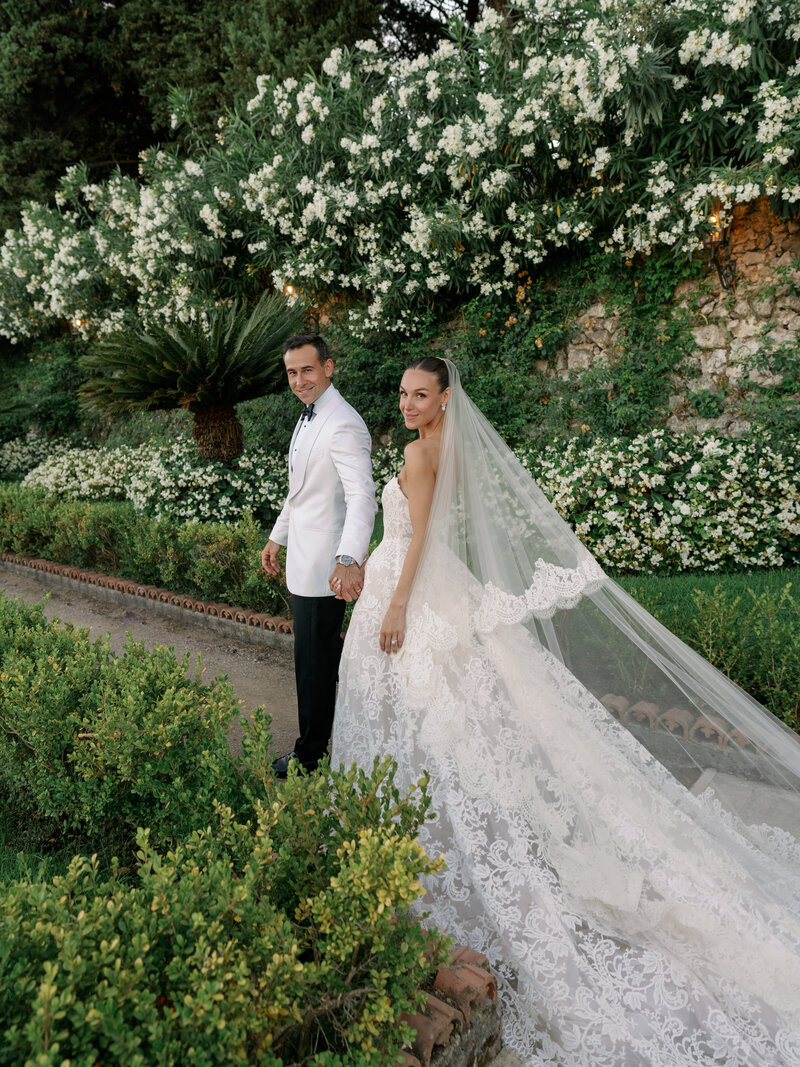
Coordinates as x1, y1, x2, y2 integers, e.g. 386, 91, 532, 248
0, 591, 448, 1063
740, 338, 800, 434
621, 570, 800, 732
330, 316, 440, 444
238, 389, 300, 455
0, 486, 288, 616
0, 595, 251, 856
0, 335, 87, 443
433, 251, 703, 446
0, 792, 445, 1066
546, 252, 702, 442
0, 1, 154, 228
80, 291, 306, 416
87, 407, 193, 450
688, 386, 726, 419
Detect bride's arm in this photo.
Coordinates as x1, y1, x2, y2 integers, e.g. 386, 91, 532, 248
380, 442, 435, 654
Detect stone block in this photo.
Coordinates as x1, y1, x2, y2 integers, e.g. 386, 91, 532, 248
581, 302, 606, 320
737, 251, 764, 268
692, 324, 728, 349
776, 294, 800, 314
699, 348, 729, 376
729, 317, 761, 340
752, 293, 776, 318
767, 326, 799, 346
728, 338, 760, 361
566, 346, 593, 371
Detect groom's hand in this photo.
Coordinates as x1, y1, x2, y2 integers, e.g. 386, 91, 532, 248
329, 562, 364, 601
261, 540, 282, 577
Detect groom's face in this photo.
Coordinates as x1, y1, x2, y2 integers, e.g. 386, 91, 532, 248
283, 344, 334, 406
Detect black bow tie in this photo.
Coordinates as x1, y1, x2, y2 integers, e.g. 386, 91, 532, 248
299, 403, 315, 422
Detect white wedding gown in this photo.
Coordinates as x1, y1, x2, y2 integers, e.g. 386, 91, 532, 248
332, 477, 800, 1066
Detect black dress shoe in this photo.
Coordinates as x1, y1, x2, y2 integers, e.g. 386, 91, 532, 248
271, 751, 319, 780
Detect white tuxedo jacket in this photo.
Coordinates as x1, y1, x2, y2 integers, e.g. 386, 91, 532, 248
269, 386, 377, 598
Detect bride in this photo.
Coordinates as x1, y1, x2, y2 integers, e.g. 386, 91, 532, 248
330, 356, 800, 1066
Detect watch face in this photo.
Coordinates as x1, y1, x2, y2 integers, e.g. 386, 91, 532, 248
339, 555, 356, 566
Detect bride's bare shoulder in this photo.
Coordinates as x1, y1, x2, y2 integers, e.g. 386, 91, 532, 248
403, 437, 439, 474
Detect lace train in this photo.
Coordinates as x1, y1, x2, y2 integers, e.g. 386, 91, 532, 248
332, 478, 800, 1066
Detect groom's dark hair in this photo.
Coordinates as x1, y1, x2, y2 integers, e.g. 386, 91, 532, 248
282, 332, 330, 365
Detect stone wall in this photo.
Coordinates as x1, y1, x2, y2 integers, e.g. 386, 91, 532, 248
558, 197, 800, 436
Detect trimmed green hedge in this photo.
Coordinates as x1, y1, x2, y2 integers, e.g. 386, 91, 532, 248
0, 484, 288, 616
622, 571, 800, 733
0, 595, 448, 1065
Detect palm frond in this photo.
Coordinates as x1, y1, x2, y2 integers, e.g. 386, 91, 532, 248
79, 292, 306, 416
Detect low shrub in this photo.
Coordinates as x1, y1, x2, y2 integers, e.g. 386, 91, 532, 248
0, 595, 259, 856
524, 429, 800, 573
0, 485, 289, 615
622, 572, 800, 732
0, 790, 445, 1066
0, 428, 76, 482
0, 594, 448, 1065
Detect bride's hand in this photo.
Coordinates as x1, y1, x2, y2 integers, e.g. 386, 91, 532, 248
380, 604, 406, 654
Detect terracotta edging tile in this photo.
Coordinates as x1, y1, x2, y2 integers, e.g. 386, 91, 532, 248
0, 552, 294, 640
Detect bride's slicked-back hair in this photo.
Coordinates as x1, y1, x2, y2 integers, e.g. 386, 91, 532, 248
406, 355, 449, 393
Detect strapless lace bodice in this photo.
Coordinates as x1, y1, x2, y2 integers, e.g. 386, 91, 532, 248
380, 476, 413, 543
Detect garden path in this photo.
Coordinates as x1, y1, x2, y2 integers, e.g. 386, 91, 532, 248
0, 564, 298, 758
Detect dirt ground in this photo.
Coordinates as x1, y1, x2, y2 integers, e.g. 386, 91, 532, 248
0, 565, 298, 757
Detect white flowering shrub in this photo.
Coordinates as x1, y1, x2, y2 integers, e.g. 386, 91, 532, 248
523, 430, 800, 572
0, 0, 797, 341
22, 439, 404, 525
0, 429, 74, 481
19, 432, 799, 573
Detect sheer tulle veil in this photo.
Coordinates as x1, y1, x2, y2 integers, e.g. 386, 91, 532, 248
424, 358, 800, 822
333, 357, 800, 1061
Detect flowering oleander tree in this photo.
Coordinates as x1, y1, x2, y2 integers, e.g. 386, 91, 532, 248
0, 0, 798, 344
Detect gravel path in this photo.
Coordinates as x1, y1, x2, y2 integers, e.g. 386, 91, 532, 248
0, 564, 298, 758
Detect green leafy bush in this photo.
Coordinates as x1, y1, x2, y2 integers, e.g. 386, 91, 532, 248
623, 575, 800, 732
0, 336, 86, 443
0, 722, 447, 1065
0, 485, 288, 615
0, 595, 257, 855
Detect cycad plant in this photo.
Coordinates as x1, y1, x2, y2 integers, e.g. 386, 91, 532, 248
79, 292, 305, 463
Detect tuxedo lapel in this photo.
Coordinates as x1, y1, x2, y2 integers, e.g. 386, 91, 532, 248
288, 390, 342, 498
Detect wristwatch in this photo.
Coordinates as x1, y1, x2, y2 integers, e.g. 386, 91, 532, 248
338, 555, 357, 566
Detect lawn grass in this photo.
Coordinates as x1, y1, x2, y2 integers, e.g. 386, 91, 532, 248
616, 566, 800, 630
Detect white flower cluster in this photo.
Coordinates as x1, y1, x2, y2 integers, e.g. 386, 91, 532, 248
22, 440, 291, 525
0, 0, 796, 339
522, 430, 800, 573
18, 430, 799, 575
0, 429, 73, 480
20, 437, 408, 526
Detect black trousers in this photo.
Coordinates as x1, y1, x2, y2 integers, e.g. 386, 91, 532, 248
291, 593, 347, 764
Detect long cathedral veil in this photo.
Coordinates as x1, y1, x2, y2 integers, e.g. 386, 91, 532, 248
424, 359, 800, 832
334, 357, 800, 1061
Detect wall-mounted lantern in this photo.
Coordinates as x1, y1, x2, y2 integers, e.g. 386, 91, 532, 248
703, 210, 735, 291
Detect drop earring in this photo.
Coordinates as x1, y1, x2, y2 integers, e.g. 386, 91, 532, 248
441, 404, 447, 411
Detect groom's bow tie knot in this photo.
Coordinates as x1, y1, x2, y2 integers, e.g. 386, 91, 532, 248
300, 402, 315, 422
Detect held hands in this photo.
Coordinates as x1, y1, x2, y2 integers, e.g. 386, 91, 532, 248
261, 540, 282, 577
329, 562, 365, 602
380, 603, 406, 654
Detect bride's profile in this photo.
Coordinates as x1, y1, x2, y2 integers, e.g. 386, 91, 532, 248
331, 355, 800, 1066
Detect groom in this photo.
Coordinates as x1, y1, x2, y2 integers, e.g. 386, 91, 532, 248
261, 333, 377, 778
